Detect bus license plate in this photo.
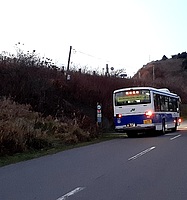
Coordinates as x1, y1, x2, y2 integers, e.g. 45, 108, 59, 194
143, 119, 152, 124
126, 123, 136, 127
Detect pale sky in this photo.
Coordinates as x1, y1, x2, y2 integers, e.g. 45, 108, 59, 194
1, 0, 187, 76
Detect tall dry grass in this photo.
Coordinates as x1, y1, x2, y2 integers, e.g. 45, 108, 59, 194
0, 98, 93, 156
0, 97, 47, 155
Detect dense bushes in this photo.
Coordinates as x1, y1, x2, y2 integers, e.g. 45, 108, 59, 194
0, 98, 96, 155
0, 50, 136, 122
0, 98, 47, 155
0, 49, 136, 155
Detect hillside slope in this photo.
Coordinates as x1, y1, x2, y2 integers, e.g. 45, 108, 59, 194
133, 56, 187, 103
136, 58, 184, 78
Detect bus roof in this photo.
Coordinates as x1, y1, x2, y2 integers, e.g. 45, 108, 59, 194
113, 87, 179, 98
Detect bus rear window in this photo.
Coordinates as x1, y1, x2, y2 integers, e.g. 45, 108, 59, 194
115, 89, 151, 106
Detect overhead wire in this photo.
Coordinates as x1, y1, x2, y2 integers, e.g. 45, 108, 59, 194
71, 47, 127, 73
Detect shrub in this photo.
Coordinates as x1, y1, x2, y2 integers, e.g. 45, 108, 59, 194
0, 98, 51, 155
0, 98, 98, 155
70, 125, 90, 142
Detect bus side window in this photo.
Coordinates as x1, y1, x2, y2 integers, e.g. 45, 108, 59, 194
160, 95, 166, 111
177, 99, 180, 113
154, 94, 161, 111
173, 98, 177, 112
168, 97, 173, 111
165, 96, 169, 111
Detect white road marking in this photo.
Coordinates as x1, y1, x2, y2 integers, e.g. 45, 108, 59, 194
170, 134, 181, 140
56, 187, 85, 200
128, 146, 156, 161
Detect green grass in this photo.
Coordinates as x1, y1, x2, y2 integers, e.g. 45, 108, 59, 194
0, 133, 126, 167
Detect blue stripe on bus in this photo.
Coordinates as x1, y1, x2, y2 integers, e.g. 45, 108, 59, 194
114, 113, 175, 126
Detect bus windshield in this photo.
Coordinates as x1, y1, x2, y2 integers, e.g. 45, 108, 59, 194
115, 89, 151, 106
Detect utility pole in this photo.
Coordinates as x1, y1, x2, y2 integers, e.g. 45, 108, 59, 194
153, 65, 155, 81
105, 64, 109, 76
67, 46, 72, 71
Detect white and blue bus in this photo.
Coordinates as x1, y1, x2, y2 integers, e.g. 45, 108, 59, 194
113, 87, 181, 136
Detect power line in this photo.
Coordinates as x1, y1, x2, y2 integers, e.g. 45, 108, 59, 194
71, 47, 127, 71
73, 48, 109, 63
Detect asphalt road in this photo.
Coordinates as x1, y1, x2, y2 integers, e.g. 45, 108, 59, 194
1, 124, 187, 200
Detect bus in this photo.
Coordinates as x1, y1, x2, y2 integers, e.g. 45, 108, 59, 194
113, 87, 181, 137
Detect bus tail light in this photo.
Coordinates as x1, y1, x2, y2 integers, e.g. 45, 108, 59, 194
116, 114, 122, 118
174, 118, 182, 125
116, 114, 122, 124
145, 110, 153, 118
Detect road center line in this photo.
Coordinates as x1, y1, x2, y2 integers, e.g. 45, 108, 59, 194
128, 146, 156, 161
170, 134, 181, 140
56, 187, 85, 200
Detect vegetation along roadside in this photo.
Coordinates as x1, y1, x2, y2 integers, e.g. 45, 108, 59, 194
1, 46, 187, 167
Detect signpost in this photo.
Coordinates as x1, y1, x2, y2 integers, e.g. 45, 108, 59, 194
97, 103, 102, 126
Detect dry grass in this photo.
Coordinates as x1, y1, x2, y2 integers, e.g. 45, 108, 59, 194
0, 98, 47, 155
0, 98, 94, 156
